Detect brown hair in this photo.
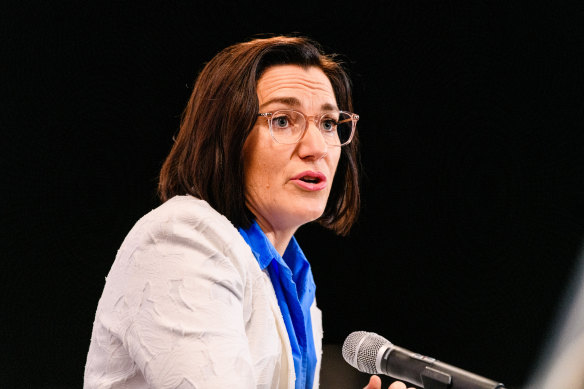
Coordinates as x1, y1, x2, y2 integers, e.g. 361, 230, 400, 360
158, 36, 360, 235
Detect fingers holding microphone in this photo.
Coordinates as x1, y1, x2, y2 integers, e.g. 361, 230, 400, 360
363, 375, 414, 389
388, 380, 415, 389
363, 375, 382, 389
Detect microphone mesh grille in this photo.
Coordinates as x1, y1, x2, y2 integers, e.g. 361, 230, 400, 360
342, 331, 391, 374
342, 331, 364, 367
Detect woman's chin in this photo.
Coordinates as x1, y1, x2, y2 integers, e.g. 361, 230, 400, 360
293, 206, 327, 227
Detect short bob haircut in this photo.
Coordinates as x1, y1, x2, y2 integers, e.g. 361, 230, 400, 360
159, 35, 360, 236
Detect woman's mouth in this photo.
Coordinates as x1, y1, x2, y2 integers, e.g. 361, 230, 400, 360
300, 176, 320, 183
291, 171, 327, 191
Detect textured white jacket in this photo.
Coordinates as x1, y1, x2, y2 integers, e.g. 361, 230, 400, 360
84, 196, 323, 388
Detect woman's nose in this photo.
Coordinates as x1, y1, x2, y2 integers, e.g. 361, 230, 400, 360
297, 121, 328, 160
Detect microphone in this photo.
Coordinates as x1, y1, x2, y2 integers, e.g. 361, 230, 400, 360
342, 331, 506, 389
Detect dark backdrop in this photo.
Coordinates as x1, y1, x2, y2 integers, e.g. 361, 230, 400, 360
2, 1, 583, 388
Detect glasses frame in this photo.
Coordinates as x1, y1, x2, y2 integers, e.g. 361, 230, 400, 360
257, 109, 359, 147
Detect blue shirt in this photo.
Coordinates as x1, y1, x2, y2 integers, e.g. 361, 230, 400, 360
238, 221, 318, 389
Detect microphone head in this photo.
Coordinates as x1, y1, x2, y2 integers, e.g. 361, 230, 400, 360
342, 331, 392, 374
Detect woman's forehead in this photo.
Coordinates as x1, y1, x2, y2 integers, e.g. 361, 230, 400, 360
257, 65, 336, 108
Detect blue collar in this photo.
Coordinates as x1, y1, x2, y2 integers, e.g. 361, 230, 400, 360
239, 220, 279, 270
239, 221, 315, 304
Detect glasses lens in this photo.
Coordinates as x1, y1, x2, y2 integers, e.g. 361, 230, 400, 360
321, 112, 353, 146
271, 110, 305, 144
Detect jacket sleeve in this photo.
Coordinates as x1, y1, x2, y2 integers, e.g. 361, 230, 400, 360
97, 203, 257, 388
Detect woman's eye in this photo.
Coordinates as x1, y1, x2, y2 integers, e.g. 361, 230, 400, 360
321, 118, 337, 132
273, 116, 290, 128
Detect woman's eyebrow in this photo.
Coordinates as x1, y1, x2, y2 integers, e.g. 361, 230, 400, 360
320, 102, 338, 111
259, 97, 301, 110
260, 97, 339, 112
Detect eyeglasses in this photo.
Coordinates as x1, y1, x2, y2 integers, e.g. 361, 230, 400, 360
257, 109, 359, 146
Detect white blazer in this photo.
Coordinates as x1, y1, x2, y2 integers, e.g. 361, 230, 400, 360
84, 196, 323, 388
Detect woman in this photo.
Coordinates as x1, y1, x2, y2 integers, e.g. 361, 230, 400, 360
84, 36, 408, 389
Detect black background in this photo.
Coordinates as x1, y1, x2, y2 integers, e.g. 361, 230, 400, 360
2, 1, 583, 388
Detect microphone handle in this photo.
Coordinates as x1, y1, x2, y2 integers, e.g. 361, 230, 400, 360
381, 345, 505, 389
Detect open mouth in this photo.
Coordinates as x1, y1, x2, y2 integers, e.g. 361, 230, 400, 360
291, 171, 327, 191
300, 176, 321, 184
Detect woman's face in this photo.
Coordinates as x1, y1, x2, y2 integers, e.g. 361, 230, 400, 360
243, 65, 342, 235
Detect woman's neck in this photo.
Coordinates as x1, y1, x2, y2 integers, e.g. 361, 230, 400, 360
254, 219, 297, 256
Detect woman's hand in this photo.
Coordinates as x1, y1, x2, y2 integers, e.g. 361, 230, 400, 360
363, 375, 415, 389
